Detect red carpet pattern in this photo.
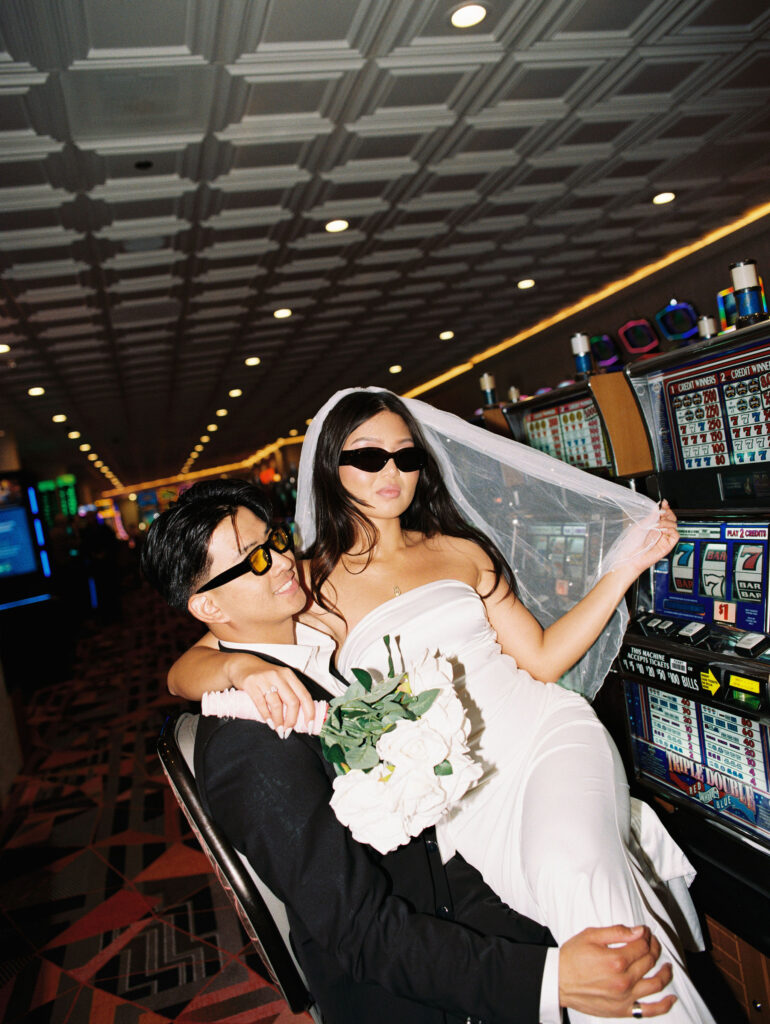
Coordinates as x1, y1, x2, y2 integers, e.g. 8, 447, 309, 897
0, 587, 312, 1024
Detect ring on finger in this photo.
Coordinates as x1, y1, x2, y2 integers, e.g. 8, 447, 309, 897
631, 1002, 643, 1020
267, 685, 279, 695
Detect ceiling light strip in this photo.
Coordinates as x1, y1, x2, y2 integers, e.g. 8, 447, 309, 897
101, 435, 305, 498
405, 199, 770, 399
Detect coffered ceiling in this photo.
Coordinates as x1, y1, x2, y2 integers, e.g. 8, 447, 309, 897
1, 0, 769, 490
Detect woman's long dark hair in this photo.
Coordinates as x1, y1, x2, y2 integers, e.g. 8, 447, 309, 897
306, 390, 516, 614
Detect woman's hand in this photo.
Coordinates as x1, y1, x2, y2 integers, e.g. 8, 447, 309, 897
167, 638, 315, 738
622, 500, 679, 580
224, 653, 315, 736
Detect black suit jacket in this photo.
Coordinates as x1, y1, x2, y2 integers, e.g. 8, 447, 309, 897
194, 649, 555, 1024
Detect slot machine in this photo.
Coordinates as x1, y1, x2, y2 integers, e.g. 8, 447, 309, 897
614, 320, 770, 1015
0, 471, 65, 692
0, 471, 51, 605
482, 371, 653, 479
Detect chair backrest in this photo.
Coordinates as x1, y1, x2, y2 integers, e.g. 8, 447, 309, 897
157, 711, 320, 1021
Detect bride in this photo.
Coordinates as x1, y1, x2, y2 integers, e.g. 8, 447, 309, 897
169, 387, 715, 1024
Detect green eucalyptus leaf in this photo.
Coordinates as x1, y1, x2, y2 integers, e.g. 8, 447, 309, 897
383, 635, 395, 678
408, 689, 440, 717
351, 668, 373, 692
433, 759, 454, 776
321, 740, 347, 766
345, 744, 381, 771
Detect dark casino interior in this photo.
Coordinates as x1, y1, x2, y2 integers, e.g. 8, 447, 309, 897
1, 1, 770, 1021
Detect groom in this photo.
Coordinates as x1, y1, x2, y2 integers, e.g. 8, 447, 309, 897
143, 479, 674, 1024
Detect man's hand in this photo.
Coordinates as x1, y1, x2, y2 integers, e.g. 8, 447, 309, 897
226, 654, 315, 735
559, 925, 677, 1018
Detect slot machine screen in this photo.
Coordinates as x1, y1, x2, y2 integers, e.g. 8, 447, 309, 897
521, 520, 602, 615
625, 680, 770, 852
0, 474, 47, 600
652, 521, 769, 632
0, 504, 38, 579
521, 395, 611, 470
630, 330, 770, 472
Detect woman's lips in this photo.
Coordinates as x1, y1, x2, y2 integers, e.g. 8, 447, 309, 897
377, 487, 401, 499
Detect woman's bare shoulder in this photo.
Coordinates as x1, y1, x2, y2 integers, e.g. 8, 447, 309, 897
427, 531, 491, 558
422, 532, 494, 584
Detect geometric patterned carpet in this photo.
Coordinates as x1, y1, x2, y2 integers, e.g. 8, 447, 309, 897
0, 583, 311, 1024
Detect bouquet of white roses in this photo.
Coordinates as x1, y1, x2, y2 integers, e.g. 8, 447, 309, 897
321, 641, 482, 853
201, 637, 481, 854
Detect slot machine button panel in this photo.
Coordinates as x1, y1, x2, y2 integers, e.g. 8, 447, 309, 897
676, 621, 709, 645
653, 618, 678, 636
734, 631, 770, 657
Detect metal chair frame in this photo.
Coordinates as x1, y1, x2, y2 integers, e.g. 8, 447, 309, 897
157, 711, 321, 1022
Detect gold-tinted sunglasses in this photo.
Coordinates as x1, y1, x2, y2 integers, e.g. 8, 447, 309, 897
197, 525, 294, 593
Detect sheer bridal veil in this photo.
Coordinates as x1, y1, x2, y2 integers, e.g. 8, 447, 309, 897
294, 387, 659, 699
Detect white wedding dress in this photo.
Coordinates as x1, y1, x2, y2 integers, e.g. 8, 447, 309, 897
334, 579, 716, 1024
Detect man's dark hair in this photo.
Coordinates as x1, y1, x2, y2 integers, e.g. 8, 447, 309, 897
141, 478, 273, 611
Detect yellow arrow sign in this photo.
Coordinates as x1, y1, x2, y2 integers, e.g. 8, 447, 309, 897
700, 670, 719, 696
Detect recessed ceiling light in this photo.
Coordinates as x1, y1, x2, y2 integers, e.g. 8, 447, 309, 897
200, 434, 210, 443
450, 3, 487, 28
228, 388, 242, 398
95, 460, 103, 467
28, 386, 45, 396
215, 408, 228, 417
79, 443, 91, 452
52, 413, 67, 423
273, 307, 292, 319
325, 219, 349, 233
68, 430, 81, 439
439, 330, 455, 341
194, 444, 203, 452
207, 423, 218, 432
517, 278, 535, 290
0, 343, 9, 354
87, 453, 98, 461
653, 191, 676, 205
245, 356, 261, 366
389, 364, 403, 374
289, 428, 298, 436
191, 451, 199, 459
129, 492, 137, 501
305, 418, 313, 426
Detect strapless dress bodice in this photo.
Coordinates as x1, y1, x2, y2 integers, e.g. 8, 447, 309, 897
338, 579, 506, 683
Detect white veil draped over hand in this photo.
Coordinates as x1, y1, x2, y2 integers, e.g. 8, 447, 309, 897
294, 386, 660, 699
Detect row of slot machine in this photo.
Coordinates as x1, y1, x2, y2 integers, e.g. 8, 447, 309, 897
481, 320, 770, 980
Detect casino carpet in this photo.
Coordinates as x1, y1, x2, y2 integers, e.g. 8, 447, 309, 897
0, 583, 311, 1024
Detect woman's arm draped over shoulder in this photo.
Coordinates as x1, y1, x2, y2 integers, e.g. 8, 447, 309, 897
167, 636, 315, 730
480, 502, 679, 683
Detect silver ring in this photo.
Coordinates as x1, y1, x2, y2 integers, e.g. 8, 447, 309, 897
631, 1002, 643, 1020
267, 685, 279, 694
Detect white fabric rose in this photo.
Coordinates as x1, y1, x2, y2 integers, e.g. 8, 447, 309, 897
376, 716, 449, 772
421, 686, 468, 743
384, 765, 449, 836
437, 751, 484, 804
330, 764, 410, 853
408, 651, 455, 694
